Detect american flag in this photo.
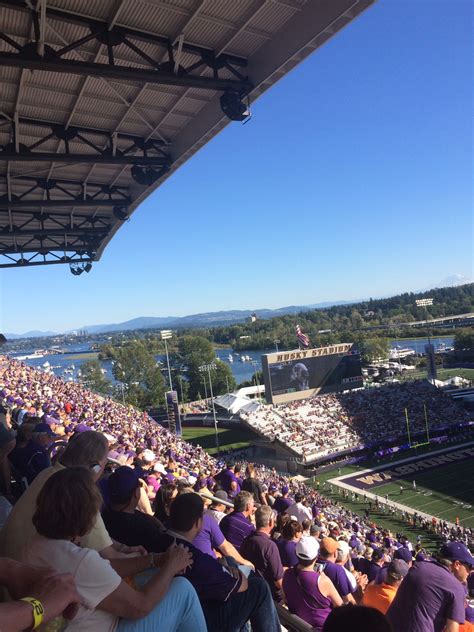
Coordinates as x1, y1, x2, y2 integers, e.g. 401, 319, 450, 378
295, 324, 310, 348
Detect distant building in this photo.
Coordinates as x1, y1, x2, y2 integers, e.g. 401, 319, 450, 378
248, 313, 257, 323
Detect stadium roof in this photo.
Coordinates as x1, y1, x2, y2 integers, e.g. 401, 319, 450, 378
0, 0, 375, 271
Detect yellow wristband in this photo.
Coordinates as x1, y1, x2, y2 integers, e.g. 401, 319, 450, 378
20, 597, 44, 630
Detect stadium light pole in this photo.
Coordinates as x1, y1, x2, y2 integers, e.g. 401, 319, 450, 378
199, 362, 219, 455
160, 330, 173, 391
415, 298, 434, 344
274, 339, 280, 352
251, 360, 260, 401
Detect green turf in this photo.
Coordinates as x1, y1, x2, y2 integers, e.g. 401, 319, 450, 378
322, 443, 474, 528
309, 479, 444, 552
181, 426, 257, 455
395, 367, 474, 383
354, 458, 474, 527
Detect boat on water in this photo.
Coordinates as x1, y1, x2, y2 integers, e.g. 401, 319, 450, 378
435, 343, 454, 354
13, 349, 47, 361
245, 355, 251, 361
389, 346, 416, 360
228, 354, 234, 362
240, 355, 246, 362
42, 360, 50, 368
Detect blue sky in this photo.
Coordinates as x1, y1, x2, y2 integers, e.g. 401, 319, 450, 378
1, 0, 472, 334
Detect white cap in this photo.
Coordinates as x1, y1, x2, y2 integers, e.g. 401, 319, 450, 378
142, 449, 156, 463
337, 540, 350, 558
154, 462, 166, 474
296, 536, 320, 562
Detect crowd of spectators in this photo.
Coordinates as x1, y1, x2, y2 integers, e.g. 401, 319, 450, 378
243, 381, 470, 460
0, 354, 473, 631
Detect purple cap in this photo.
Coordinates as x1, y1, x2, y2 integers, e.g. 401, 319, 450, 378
281, 485, 289, 495
394, 547, 413, 564
108, 466, 140, 500
74, 423, 92, 434
34, 422, 57, 438
440, 541, 474, 566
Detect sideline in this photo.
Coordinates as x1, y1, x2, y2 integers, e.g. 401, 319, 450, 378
327, 441, 474, 531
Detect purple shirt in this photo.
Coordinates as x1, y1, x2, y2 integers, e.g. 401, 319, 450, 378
277, 539, 299, 568
220, 511, 255, 551
192, 512, 225, 558
162, 532, 242, 603
273, 496, 293, 514
387, 561, 466, 632
283, 567, 332, 631
216, 469, 240, 497
240, 530, 284, 601
318, 560, 355, 598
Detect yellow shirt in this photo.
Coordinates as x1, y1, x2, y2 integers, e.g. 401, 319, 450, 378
0, 463, 112, 561
362, 582, 398, 614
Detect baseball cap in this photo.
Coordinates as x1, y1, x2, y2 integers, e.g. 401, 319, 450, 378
281, 485, 289, 494
387, 559, 409, 581
108, 466, 140, 501
394, 547, 413, 564
321, 537, 339, 555
337, 540, 350, 558
296, 536, 320, 561
440, 542, 474, 567
142, 449, 156, 463
154, 462, 167, 475
33, 422, 57, 438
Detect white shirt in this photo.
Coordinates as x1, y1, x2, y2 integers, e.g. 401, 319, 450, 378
287, 501, 312, 524
22, 535, 121, 632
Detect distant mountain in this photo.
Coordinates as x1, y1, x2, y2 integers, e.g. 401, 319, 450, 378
422, 274, 472, 291
4, 330, 58, 340
76, 307, 309, 334
6, 278, 472, 339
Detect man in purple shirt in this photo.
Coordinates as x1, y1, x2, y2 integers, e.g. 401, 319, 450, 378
317, 537, 357, 604
220, 491, 256, 551
164, 492, 281, 632
215, 462, 241, 498
240, 506, 284, 602
387, 541, 473, 632
192, 510, 254, 568
273, 486, 293, 514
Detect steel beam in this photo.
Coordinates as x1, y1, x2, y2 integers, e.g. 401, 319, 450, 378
9, 175, 129, 192
0, 199, 129, 208
8, 116, 162, 145
0, 151, 169, 165
0, 53, 252, 93
0, 255, 94, 268
0, 227, 109, 237
0, 243, 101, 255
0, 208, 110, 221
0, 0, 248, 67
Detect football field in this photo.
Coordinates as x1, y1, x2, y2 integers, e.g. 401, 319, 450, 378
329, 443, 474, 528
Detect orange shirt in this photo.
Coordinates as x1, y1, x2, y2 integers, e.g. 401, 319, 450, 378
362, 582, 398, 615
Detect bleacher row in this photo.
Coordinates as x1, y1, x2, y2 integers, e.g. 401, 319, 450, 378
242, 382, 470, 460
0, 355, 473, 631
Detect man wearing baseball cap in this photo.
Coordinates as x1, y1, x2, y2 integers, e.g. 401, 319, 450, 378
375, 545, 413, 585
317, 537, 358, 604
283, 536, 342, 630
387, 541, 473, 632
362, 559, 409, 614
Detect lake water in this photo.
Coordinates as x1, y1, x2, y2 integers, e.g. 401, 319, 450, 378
10, 336, 454, 386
